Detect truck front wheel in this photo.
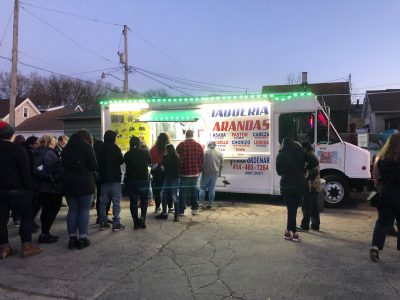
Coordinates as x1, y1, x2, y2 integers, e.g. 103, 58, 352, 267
322, 174, 350, 207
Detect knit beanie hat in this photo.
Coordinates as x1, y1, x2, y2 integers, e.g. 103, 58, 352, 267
0, 121, 15, 140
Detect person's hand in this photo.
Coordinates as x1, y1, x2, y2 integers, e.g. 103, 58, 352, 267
160, 165, 165, 171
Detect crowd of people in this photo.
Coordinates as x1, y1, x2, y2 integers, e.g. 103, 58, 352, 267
2, 117, 398, 262
0, 121, 224, 258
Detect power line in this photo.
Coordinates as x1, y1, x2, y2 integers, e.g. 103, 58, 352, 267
18, 1, 210, 84
134, 69, 192, 96
0, 8, 14, 47
130, 29, 214, 82
134, 70, 244, 94
131, 68, 256, 94
21, 6, 119, 66
66, 67, 121, 76
0, 55, 124, 95
134, 67, 259, 91
20, 1, 123, 27
19, 50, 75, 73
356, 82, 400, 90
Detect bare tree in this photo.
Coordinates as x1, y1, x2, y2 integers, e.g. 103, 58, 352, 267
142, 88, 169, 98
286, 72, 302, 85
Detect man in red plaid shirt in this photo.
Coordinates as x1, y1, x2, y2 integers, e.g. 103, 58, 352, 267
176, 130, 204, 215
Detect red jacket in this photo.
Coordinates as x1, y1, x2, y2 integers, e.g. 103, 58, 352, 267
176, 139, 204, 176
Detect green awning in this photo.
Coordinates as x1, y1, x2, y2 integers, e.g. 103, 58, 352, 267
139, 110, 201, 122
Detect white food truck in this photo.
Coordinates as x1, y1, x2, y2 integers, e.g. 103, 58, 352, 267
100, 92, 370, 207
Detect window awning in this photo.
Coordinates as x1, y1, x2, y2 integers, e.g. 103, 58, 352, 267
138, 110, 201, 122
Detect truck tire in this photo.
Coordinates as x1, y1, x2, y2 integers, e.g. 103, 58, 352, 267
322, 174, 350, 208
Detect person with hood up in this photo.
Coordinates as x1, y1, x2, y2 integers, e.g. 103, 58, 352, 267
276, 137, 318, 242
0, 121, 42, 259
97, 130, 125, 232
124, 136, 152, 229
199, 141, 223, 209
62, 130, 98, 249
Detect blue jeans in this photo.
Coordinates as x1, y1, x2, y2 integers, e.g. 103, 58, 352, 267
199, 174, 218, 207
179, 176, 199, 212
125, 179, 151, 223
66, 194, 93, 238
100, 182, 122, 224
162, 178, 179, 216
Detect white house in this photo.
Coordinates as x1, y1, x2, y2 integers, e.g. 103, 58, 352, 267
362, 89, 400, 133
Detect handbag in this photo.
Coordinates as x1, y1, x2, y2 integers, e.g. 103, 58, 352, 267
367, 191, 380, 207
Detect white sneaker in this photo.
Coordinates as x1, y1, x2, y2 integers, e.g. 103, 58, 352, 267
191, 209, 198, 215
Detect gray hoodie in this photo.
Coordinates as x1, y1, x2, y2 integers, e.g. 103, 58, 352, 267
202, 141, 223, 177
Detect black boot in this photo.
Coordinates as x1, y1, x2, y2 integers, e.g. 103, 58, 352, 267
68, 237, 78, 249
133, 219, 140, 230
174, 215, 179, 222
77, 238, 90, 249
140, 217, 146, 229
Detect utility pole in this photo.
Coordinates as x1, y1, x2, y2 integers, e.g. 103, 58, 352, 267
123, 25, 129, 98
9, 0, 19, 127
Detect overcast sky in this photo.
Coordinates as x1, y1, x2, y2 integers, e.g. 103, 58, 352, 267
0, 0, 399, 98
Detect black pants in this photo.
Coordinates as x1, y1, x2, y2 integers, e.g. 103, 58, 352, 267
32, 192, 41, 218
152, 176, 164, 210
39, 192, 62, 235
95, 182, 111, 219
301, 190, 320, 229
0, 190, 33, 245
126, 179, 150, 223
283, 191, 303, 232
372, 186, 400, 250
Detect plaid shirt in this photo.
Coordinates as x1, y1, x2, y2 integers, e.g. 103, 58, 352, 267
176, 139, 204, 176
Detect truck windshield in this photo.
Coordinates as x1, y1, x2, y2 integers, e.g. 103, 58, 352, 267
279, 112, 315, 144
316, 110, 341, 144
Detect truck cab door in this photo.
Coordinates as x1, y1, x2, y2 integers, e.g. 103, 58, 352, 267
273, 112, 316, 193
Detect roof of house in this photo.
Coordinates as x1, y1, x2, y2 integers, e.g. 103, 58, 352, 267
262, 82, 350, 110
364, 89, 400, 112
59, 108, 101, 121
0, 98, 26, 118
16, 108, 76, 131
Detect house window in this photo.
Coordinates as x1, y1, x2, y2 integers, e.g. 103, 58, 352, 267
23, 107, 29, 118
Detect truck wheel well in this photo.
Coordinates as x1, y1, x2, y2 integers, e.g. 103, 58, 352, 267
320, 169, 348, 181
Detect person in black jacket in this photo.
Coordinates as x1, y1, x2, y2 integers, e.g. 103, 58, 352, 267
93, 138, 112, 224
97, 130, 125, 231
299, 141, 321, 231
276, 137, 318, 242
35, 135, 63, 244
370, 133, 400, 262
62, 130, 98, 249
24, 136, 40, 232
0, 121, 42, 259
156, 144, 180, 221
124, 136, 152, 229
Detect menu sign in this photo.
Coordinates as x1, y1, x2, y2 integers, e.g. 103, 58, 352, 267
204, 102, 271, 154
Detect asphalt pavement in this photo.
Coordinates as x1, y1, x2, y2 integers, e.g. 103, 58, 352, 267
0, 194, 399, 300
